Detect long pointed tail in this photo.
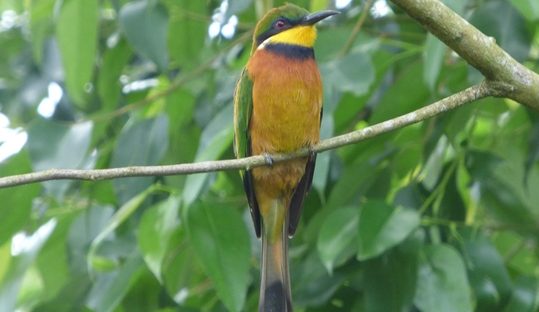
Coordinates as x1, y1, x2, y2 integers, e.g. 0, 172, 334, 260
259, 212, 292, 311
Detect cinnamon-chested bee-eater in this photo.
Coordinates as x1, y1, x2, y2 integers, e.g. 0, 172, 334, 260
233, 4, 338, 311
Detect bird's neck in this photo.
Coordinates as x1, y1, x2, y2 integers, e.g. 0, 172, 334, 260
261, 43, 315, 60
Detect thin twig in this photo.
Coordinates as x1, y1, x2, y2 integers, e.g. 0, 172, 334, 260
339, 0, 374, 56
390, 0, 539, 110
0, 81, 494, 188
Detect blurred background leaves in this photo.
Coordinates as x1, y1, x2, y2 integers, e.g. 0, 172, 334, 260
0, 0, 538, 311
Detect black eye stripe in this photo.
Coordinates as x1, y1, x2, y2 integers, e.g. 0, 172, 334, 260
256, 17, 302, 46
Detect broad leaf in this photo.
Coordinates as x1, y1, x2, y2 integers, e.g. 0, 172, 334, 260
317, 207, 358, 272
97, 39, 132, 111
357, 201, 420, 260
471, 0, 532, 62
503, 276, 539, 312
182, 105, 233, 207
86, 255, 145, 312
164, 0, 206, 69
89, 186, 156, 271
363, 248, 418, 312
423, 34, 445, 91
110, 115, 168, 204
185, 201, 250, 312
138, 195, 181, 281
509, 0, 539, 21
321, 50, 375, 97
0, 220, 56, 312
27, 119, 93, 198
119, 1, 169, 71
414, 244, 473, 312
26, 0, 55, 64
0, 150, 40, 245
462, 234, 513, 310
56, 0, 98, 106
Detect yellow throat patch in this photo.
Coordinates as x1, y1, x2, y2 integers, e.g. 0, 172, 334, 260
263, 25, 317, 48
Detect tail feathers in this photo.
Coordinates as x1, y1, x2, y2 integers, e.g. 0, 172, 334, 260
262, 281, 292, 312
259, 224, 292, 311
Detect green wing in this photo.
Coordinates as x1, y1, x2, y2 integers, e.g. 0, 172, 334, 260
233, 68, 253, 159
233, 69, 261, 237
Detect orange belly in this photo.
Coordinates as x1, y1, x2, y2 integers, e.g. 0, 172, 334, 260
247, 48, 322, 198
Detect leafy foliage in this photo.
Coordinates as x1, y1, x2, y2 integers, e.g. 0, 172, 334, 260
0, 0, 538, 311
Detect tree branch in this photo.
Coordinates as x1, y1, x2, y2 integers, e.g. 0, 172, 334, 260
0, 81, 494, 188
390, 0, 539, 111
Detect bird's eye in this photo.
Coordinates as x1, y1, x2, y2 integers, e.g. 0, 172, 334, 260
274, 19, 286, 29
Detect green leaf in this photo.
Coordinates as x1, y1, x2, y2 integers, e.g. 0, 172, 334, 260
111, 115, 168, 204
462, 234, 513, 310
357, 201, 420, 261
304, 162, 381, 243
471, 0, 532, 62
56, 0, 98, 106
414, 244, 473, 312
182, 105, 233, 207
0, 242, 9, 285
26, 0, 55, 64
34, 216, 73, 304
363, 248, 418, 312
422, 135, 449, 190
86, 255, 144, 312
97, 39, 132, 111
503, 276, 539, 312
493, 230, 539, 276
0, 150, 40, 245
138, 195, 181, 281
317, 207, 358, 273
370, 61, 429, 124
321, 50, 375, 97
312, 114, 333, 195
67, 205, 115, 275
165, 0, 206, 69
27, 119, 92, 198
0, 219, 56, 312
423, 34, 445, 91
185, 201, 250, 312
161, 226, 205, 305
293, 252, 346, 307
119, 1, 169, 71
27, 119, 93, 170
509, 0, 539, 21
89, 186, 156, 272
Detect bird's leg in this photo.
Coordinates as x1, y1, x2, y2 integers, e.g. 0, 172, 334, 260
262, 153, 274, 166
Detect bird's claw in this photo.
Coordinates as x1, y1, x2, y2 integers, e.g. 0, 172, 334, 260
263, 153, 274, 166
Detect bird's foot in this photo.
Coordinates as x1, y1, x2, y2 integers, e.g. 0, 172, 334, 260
263, 153, 274, 166
307, 148, 317, 160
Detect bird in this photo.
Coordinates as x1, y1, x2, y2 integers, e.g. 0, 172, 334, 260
233, 4, 338, 311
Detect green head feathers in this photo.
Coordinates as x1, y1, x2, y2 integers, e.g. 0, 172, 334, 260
254, 4, 309, 38
251, 4, 338, 52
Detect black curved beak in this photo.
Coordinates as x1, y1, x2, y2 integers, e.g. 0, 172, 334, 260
301, 10, 340, 25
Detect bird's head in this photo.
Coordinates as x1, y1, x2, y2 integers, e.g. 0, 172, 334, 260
252, 4, 339, 52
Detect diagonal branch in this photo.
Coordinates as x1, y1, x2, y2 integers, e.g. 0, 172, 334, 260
390, 0, 539, 111
0, 81, 496, 188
